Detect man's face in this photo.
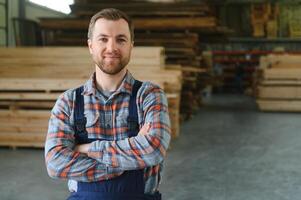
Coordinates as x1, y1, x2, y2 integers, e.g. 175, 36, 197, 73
88, 18, 133, 75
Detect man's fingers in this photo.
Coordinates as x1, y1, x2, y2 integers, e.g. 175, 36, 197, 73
139, 123, 151, 135
146, 123, 151, 132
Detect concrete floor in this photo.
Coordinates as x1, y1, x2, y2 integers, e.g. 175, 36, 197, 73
1, 94, 301, 200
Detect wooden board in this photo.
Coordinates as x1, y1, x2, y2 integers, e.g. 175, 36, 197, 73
39, 17, 217, 30
257, 86, 301, 99
0, 133, 46, 148
263, 68, 301, 80
260, 79, 301, 86
257, 99, 301, 112
70, 2, 211, 15
0, 78, 86, 91
260, 54, 301, 69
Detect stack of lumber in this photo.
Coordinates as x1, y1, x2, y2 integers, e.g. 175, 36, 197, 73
250, 3, 279, 38
166, 65, 207, 120
38, 0, 224, 120
255, 54, 301, 112
0, 47, 182, 148
39, 0, 216, 68
72, 0, 212, 18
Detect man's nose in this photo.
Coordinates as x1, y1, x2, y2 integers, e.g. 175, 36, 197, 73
106, 40, 117, 52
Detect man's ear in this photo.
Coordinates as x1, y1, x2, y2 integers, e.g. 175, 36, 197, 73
87, 39, 93, 54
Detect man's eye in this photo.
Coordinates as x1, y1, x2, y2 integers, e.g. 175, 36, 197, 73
99, 38, 108, 42
117, 38, 126, 43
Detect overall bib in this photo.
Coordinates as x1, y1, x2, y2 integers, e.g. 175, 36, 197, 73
67, 80, 162, 200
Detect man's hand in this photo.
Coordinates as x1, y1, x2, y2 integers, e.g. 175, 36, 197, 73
139, 123, 151, 136
74, 143, 91, 154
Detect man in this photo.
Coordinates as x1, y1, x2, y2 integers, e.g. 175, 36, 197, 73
44, 8, 171, 200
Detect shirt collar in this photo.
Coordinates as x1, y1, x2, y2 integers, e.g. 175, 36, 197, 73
82, 70, 136, 96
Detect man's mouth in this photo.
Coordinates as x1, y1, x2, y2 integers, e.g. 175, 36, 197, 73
105, 56, 119, 58
104, 54, 120, 59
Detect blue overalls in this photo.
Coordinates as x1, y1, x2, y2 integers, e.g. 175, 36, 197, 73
67, 80, 162, 200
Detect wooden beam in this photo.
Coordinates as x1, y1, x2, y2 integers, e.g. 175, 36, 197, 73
258, 86, 301, 99
39, 17, 216, 30
0, 93, 60, 100
263, 68, 301, 80
0, 78, 86, 90
260, 54, 301, 69
257, 99, 301, 112
260, 80, 301, 86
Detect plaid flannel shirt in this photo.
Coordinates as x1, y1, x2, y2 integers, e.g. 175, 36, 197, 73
45, 71, 171, 194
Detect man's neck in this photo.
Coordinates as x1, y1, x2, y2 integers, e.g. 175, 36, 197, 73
95, 67, 127, 92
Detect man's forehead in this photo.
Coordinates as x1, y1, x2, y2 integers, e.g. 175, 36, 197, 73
94, 18, 130, 36
95, 18, 129, 28
96, 33, 128, 38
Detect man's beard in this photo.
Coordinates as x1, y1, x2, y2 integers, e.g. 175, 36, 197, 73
94, 56, 130, 75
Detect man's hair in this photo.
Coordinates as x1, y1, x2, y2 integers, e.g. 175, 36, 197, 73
87, 8, 134, 41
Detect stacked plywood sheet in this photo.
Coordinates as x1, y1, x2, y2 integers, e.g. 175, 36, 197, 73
256, 54, 301, 112
0, 47, 182, 148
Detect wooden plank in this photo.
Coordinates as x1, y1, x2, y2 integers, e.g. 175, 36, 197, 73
0, 101, 55, 108
0, 133, 46, 148
0, 57, 92, 66
167, 94, 180, 138
257, 86, 301, 99
74, 10, 207, 18
260, 80, 301, 86
261, 54, 301, 69
70, 2, 211, 13
166, 65, 207, 73
0, 115, 50, 124
0, 110, 50, 118
135, 32, 198, 45
39, 17, 217, 30
257, 99, 301, 112
0, 124, 47, 133
0, 141, 44, 148
0, 78, 86, 90
263, 68, 301, 80
127, 17, 216, 30
0, 65, 92, 79
0, 92, 61, 100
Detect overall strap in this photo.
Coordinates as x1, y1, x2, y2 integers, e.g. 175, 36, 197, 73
127, 80, 142, 137
74, 86, 90, 144
74, 86, 84, 121
74, 81, 143, 143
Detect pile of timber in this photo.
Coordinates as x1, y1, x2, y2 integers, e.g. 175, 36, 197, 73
166, 65, 207, 120
39, 0, 219, 67
0, 47, 182, 148
255, 54, 301, 112
38, 1, 229, 120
